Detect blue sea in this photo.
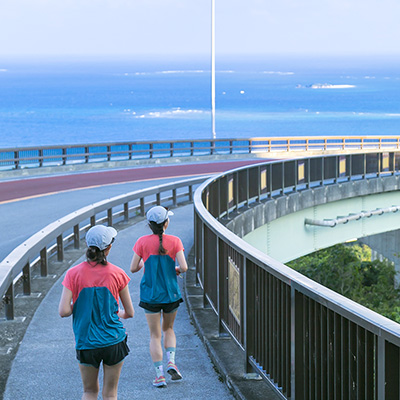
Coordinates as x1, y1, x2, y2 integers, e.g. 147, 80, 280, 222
1, 55, 400, 149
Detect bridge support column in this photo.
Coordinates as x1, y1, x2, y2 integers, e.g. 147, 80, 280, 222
359, 228, 400, 287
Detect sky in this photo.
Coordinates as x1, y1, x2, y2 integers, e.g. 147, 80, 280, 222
0, 0, 399, 58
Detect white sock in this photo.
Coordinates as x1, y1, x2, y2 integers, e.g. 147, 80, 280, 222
154, 361, 164, 378
166, 347, 176, 365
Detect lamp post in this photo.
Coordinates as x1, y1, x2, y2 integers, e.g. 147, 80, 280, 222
211, 0, 216, 140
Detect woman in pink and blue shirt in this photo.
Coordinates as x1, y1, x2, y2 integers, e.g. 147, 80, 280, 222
59, 225, 134, 400
130, 206, 188, 388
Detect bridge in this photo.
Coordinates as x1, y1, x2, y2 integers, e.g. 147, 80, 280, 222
1, 137, 400, 399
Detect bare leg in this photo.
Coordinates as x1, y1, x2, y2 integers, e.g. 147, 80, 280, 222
78, 364, 100, 400
145, 313, 163, 362
102, 362, 124, 400
162, 310, 177, 350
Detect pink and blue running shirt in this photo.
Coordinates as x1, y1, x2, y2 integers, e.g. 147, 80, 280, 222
133, 234, 184, 304
62, 261, 130, 350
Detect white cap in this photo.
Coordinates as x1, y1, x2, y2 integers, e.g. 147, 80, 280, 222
146, 206, 174, 224
86, 225, 117, 251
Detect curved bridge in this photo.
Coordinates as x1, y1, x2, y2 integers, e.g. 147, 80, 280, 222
194, 151, 400, 399
243, 181, 400, 264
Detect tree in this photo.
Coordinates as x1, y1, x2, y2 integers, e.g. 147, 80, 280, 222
287, 243, 400, 323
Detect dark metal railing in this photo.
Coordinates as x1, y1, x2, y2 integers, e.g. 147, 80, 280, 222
1, 136, 400, 171
0, 176, 207, 320
194, 151, 400, 399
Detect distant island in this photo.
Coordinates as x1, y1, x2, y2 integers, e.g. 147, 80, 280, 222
297, 83, 356, 89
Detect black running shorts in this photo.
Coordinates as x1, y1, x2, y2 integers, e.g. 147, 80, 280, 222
76, 336, 129, 368
139, 299, 183, 314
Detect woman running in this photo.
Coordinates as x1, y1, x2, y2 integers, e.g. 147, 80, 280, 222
59, 225, 134, 400
130, 206, 188, 388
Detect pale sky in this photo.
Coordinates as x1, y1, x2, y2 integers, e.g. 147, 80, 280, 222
0, 0, 399, 57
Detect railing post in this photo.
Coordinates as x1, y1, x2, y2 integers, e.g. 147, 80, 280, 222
149, 143, 153, 159
140, 198, 145, 216
107, 208, 113, 225
202, 225, 207, 308
107, 145, 111, 161
216, 237, 223, 335
363, 153, 367, 179
190, 141, 194, 156
57, 234, 64, 262
246, 169, 250, 206
229, 140, 233, 154
22, 262, 31, 296
173, 189, 177, 206
62, 148, 67, 165
291, 286, 304, 400
188, 185, 193, 202
85, 146, 89, 163
170, 142, 174, 157
243, 257, 255, 373
156, 193, 161, 205
74, 224, 80, 249
129, 144, 133, 160
39, 149, 43, 167
4, 284, 15, 320
124, 203, 129, 221
40, 247, 48, 277
90, 215, 96, 227
376, 336, 385, 400
14, 150, 19, 169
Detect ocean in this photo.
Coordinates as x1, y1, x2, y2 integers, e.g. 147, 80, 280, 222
1, 55, 400, 149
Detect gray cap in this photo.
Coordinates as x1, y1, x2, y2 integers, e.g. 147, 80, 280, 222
146, 206, 174, 224
86, 225, 117, 251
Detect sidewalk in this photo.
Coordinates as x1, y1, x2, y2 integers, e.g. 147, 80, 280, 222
3, 204, 236, 399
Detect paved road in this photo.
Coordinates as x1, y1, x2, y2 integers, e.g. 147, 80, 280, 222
0, 160, 267, 203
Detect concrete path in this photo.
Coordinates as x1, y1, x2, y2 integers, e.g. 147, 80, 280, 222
4, 204, 235, 400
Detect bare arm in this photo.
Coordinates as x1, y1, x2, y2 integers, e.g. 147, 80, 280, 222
58, 287, 73, 318
118, 285, 134, 319
130, 252, 143, 273
175, 250, 188, 275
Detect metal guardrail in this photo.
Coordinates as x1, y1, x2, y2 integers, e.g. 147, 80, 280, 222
0, 176, 207, 320
193, 152, 400, 399
1, 136, 400, 171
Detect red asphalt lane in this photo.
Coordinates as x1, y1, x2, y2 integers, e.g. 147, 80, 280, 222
0, 160, 270, 203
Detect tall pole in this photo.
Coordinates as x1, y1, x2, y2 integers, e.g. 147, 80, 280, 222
211, 0, 216, 140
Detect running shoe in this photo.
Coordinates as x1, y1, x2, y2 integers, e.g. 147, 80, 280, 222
167, 362, 183, 380
153, 375, 167, 388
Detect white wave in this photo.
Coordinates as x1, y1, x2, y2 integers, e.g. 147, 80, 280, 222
133, 108, 208, 119
263, 71, 294, 75
120, 70, 206, 76
158, 70, 205, 74
309, 83, 355, 89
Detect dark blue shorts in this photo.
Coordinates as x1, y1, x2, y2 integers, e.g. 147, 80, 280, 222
76, 336, 129, 368
139, 299, 183, 314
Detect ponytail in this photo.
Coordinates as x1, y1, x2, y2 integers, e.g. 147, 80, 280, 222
86, 246, 108, 265
149, 220, 167, 255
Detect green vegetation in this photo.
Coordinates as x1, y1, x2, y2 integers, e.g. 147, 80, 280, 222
287, 243, 400, 323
